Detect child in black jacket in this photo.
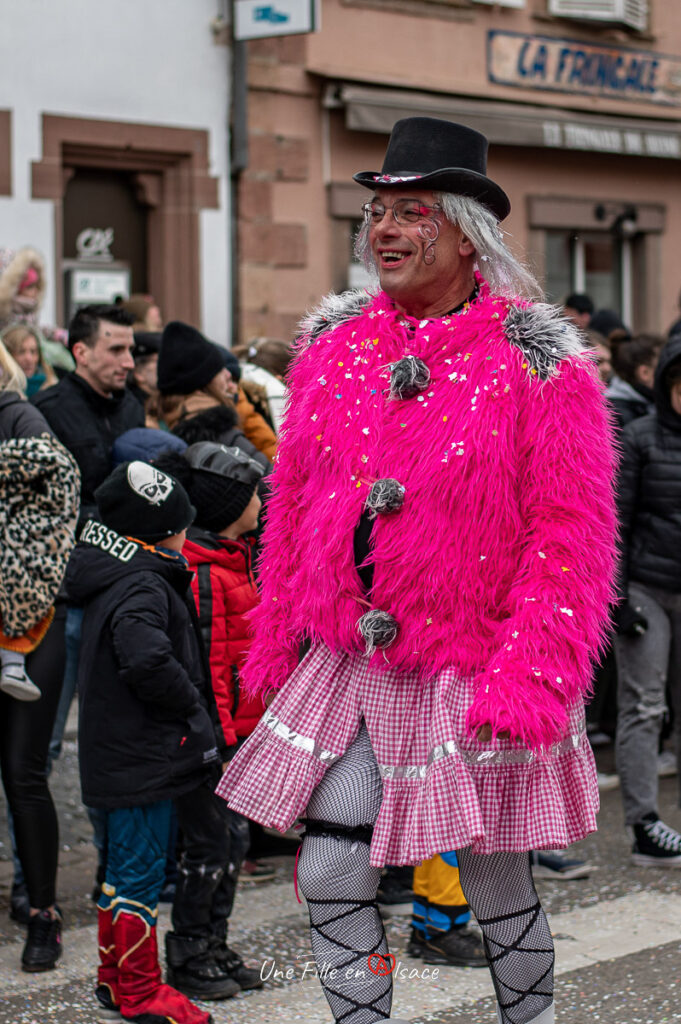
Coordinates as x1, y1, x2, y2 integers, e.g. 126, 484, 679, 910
66, 460, 221, 1024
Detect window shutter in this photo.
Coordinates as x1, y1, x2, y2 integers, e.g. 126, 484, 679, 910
472, 0, 525, 8
547, 0, 648, 31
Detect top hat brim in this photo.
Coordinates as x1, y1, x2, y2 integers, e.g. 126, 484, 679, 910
353, 167, 510, 222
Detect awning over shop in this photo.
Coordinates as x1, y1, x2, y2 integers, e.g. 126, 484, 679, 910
332, 84, 681, 160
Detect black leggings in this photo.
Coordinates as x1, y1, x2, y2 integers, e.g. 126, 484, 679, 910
0, 606, 65, 908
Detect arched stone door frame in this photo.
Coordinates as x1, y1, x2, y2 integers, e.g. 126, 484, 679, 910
32, 114, 220, 326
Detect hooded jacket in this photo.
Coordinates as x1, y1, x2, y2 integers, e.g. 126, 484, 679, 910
0, 247, 73, 370
66, 525, 222, 808
33, 373, 144, 521
606, 374, 654, 436
0, 389, 53, 442
184, 528, 264, 743
617, 334, 681, 594
241, 278, 617, 751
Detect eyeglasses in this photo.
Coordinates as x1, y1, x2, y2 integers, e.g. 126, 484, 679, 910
361, 198, 442, 226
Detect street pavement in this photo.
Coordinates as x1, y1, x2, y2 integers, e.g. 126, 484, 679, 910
1, 728, 680, 1024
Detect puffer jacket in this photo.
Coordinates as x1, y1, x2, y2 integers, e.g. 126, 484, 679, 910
606, 374, 654, 437
66, 524, 225, 808
184, 528, 264, 744
618, 334, 681, 594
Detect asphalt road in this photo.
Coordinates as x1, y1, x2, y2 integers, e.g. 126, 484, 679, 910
1, 728, 680, 1024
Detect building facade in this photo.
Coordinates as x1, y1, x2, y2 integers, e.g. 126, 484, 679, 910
237, 0, 681, 342
0, 0, 231, 340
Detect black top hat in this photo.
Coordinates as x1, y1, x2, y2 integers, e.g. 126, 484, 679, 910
353, 117, 510, 222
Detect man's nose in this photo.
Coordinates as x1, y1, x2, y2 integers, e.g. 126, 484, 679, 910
374, 208, 401, 235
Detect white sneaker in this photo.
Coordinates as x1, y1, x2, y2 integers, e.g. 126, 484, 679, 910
597, 771, 620, 791
657, 751, 677, 777
0, 665, 41, 701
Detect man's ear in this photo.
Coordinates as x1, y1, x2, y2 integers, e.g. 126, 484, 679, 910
458, 233, 475, 258
71, 340, 89, 366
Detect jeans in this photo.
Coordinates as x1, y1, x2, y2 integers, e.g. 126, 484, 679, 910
614, 582, 681, 825
48, 605, 83, 768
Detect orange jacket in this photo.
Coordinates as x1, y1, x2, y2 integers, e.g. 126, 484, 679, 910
236, 387, 277, 461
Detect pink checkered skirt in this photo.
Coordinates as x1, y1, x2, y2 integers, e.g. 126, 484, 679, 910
216, 643, 599, 867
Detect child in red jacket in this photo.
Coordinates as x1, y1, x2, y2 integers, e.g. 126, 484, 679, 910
153, 442, 265, 1000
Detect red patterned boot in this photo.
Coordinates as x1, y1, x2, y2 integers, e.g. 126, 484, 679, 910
95, 894, 120, 1022
113, 911, 212, 1024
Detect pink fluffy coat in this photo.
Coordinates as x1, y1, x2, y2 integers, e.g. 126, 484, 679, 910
243, 279, 618, 750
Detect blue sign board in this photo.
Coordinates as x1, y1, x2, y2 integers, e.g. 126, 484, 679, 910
488, 30, 681, 107
234, 0, 318, 40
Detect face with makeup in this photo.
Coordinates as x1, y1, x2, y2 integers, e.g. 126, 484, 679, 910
366, 188, 476, 319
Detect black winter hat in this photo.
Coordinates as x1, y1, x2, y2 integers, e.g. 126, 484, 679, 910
183, 442, 264, 533
132, 330, 162, 361
157, 321, 225, 396
95, 460, 196, 543
353, 117, 510, 222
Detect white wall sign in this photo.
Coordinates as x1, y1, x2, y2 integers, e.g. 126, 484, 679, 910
234, 0, 318, 40
71, 270, 130, 304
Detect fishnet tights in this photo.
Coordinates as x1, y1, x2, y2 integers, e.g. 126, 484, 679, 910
457, 849, 554, 1024
297, 723, 554, 1024
297, 724, 390, 1023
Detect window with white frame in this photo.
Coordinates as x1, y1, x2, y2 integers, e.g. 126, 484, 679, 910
544, 229, 637, 327
547, 0, 648, 32
472, 0, 525, 8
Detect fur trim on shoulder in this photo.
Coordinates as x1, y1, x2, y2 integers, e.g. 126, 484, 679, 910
0, 247, 46, 322
504, 302, 587, 381
296, 289, 375, 347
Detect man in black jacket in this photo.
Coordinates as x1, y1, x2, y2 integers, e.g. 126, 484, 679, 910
615, 333, 681, 866
33, 304, 144, 523
32, 305, 145, 769
66, 461, 223, 1024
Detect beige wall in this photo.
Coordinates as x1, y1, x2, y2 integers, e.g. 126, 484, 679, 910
308, 0, 681, 123
237, 0, 681, 342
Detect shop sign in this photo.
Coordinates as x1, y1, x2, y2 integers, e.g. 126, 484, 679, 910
234, 0, 319, 40
488, 30, 681, 107
71, 270, 129, 304
541, 119, 681, 157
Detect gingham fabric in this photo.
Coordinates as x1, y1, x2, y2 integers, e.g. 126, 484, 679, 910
216, 644, 599, 867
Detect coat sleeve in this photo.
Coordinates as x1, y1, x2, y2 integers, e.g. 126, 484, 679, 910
191, 565, 238, 747
614, 421, 643, 602
110, 580, 202, 714
466, 355, 618, 749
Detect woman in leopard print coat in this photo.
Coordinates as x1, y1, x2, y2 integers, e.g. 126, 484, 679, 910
0, 339, 80, 972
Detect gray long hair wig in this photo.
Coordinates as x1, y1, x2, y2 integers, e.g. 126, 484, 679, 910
354, 192, 542, 301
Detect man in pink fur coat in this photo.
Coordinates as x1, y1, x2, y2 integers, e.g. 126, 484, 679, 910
217, 118, 617, 1024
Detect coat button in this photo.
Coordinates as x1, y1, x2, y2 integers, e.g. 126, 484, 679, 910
357, 609, 399, 654
389, 356, 430, 399
365, 478, 405, 517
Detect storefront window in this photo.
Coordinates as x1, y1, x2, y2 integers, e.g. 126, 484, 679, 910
545, 229, 630, 322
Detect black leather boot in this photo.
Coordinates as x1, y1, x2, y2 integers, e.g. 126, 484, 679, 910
165, 932, 240, 1001
209, 936, 263, 990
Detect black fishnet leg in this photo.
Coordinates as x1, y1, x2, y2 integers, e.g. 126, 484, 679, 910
457, 849, 554, 1024
297, 722, 392, 1023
